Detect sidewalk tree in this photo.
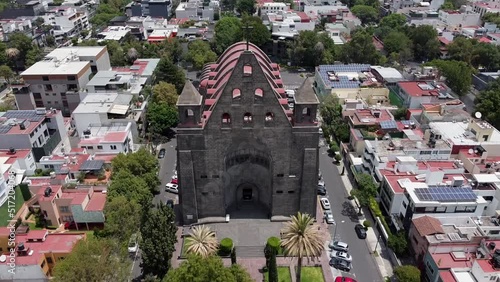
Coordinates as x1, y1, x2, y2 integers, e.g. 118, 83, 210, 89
288, 31, 338, 66
394, 265, 421, 282
429, 60, 474, 96
241, 15, 271, 47
52, 238, 130, 282
379, 13, 407, 30
475, 84, 500, 128
340, 29, 381, 65
108, 170, 152, 204
111, 148, 160, 194
213, 16, 242, 54
408, 25, 440, 61
99, 195, 141, 244
0, 65, 13, 84
147, 103, 179, 138
350, 5, 379, 25
154, 57, 186, 93
281, 212, 323, 282
140, 202, 177, 279
351, 173, 378, 213
164, 255, 253, 282
388, 231, 408, 256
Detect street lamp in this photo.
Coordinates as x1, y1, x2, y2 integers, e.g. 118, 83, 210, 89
333, 220, 345, 242
373, 235, 382, 253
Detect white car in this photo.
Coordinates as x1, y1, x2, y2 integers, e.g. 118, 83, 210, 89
165, 183, 179, 194
318, 179, 325, 187
324, 211, 335, 224
330, 251, 352, 262
171, 175, 178, 180
329, 241, 349, 252
128, 233, 139, 253
320, 197, 331, 210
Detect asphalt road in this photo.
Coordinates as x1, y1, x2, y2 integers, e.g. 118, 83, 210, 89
318, 138, 381, 282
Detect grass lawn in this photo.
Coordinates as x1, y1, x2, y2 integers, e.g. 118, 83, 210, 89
264, 266, 291, 282
0, 188, 25, 227
301, 267, 324, 282
181, 236, 190, 257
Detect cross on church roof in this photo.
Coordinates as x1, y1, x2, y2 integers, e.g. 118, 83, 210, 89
242, 23, 254, 51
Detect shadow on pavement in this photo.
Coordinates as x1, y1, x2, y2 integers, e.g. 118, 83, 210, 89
341, 201, 359, 223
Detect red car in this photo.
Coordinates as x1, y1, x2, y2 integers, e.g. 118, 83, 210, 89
335, 277, 357, 282
64, 221, 76, 229
171, 178, 178, 184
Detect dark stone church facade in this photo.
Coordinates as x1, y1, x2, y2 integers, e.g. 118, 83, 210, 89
176, 42, 320, 224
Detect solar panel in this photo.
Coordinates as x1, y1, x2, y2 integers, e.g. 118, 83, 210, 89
79, 160, 105, 171
3, 110, 44, 122
0, 125, 11, 134
415, 187, 477, 202
380, 120, 398, 130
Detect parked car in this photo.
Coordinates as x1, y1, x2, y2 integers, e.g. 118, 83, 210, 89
318, 171, 322, 180
166, 199, 174, 209
320, 197, 331, 210
324, 211, 335, 224
171, 178, 178, 184
298, 68, 307, 72
165, 183, 179, 194
329, 241, 349, 252
318, 179, 325, 187
128, 233, 139, 253
355, 224, 367, 239
335, 277, 357, 282
330, 251, 352, 262
158, 148, 166, 159
172, 175, 178, 180
330, 258, 351, 272
317, 186, 327, 196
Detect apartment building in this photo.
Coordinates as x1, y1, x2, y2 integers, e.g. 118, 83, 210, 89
0, 109, 68, 162
97, 26, 131, 42
265, 11, 315, 34
0, 149, 36, 207
16, 46, 111, 116
260, 2, 287, 15
438, 10, 481, 29
42, 6, 89, 43
175, 0, 220, 21
28, 183, 106, 228
0, 227, 86, 280
126, 0, 172, 18
78, 122, 135, 155
394, 81, 455, 109
83, 70, 146, 96
112, 58, 160, 85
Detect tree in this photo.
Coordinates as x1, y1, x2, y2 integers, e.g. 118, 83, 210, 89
388, 231, 408, 256
430, 60, 474, 96
140, 202, 177, 279
99, 195, 141, 244
127, 47, 138, 63
268, 246, 278, 282
483, 12, 500, 26
241, 15, 271, 47
25, 46, 43, 68
164, 255, 253, 282
111, 148, 160, 193
52, 238, 130, 282
471, 42, 500, 71
108, 170, 152, 204
440, 0, 454, 9
0, 65, 14, 84
147, 103, 179, 137
185, 225, 219, 258
394, 265, 420, 282
351, 173, 378, 213
185, 41, 218, 70
280, 212, 323, 282
383, 31, 412, 63
379, 13, 407, 30
288, 31, 338, 67
340, 29, 381, 65
446, 37, 477, 64
408, 25, 440, 61
350, 5, 379, 24
152, 82, 179, 105
8, 32, 34, 67
475, 86, 500, 128
236, 0, 256, 15
154, 57, 186, 93
213, 16, 242, 54
320, 95, 350, 142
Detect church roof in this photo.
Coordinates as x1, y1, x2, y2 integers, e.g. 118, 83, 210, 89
294, 77, 319, 105
177, 80, 202, 106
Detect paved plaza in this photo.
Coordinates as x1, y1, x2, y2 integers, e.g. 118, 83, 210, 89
209, 219, 283, 247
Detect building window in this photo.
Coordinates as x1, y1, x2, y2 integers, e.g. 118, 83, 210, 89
35, 100, 44, 107
97, 145, 103, 150
233, 89, 241, 99
185, 109, 194, 117
42, 76, 49, 81
243, 65, 252, 75
222, 113, 231, 124
46, 257, 53, 263
67, 75, 76, 81
243, 113, 253, 123
265, 112, 274, 121
110, 145, 117, 150
44, 85, 52, 91
52, 93, 56, 96
276, 190, 283, 194
68, 84, 78, 91
87, 146, 94, 149
59, 206, 69, 213
33, 92, 42, 99
255, 88, 263, 97
302, 107, 311, 116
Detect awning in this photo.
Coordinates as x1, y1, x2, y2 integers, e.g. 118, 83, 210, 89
79, 160, 105, 171
109, 105, 129, 115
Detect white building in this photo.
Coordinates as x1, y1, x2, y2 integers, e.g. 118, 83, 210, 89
175, 0, 219, 21
266, 11, 315, 34
83, 70, 146, 97
78, 122, 135, 155
260, 2, 287, 15
438, 10, 481, 29
42, 6, 89, 43
0, 149, 36, 207
97, 26, 131, 42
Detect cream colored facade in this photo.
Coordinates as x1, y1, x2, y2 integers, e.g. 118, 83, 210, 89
330, 87, 389, 105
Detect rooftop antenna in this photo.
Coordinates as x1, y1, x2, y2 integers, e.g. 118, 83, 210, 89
242, 23, 254, 51
475, 112, 482, 119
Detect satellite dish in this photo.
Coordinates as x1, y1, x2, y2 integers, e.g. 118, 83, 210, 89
0, 255, 6, 263
475, 112, 482, 119
468, 149, 474, 154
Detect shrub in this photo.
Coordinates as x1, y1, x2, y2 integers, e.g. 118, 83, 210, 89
219, 238, 233, 255
329, 142, 339, 153
97, 172, 106, 181
334, 154, 342, 162
266, 236, 280, 254
363, 220, 372, 228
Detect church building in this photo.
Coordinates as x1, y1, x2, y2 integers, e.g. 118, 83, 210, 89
176, 42, 320, 224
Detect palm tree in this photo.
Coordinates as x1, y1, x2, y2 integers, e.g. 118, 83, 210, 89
281, 212, 324, 282
185, 225, 219, 258
127, 48, 138, 62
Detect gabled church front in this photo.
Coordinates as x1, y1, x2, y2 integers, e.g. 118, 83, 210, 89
176, 42, 320, 224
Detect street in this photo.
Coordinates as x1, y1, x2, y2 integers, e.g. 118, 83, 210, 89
318, 139, 381, 282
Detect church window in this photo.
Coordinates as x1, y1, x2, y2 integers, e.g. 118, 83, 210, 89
222, 113, 231, 123
232, 89, 241, 98
277, 174, 284, 177
302, 107, 311, 116
288, 191, 295, 194
186, 109, 194, 117
200, 175, 207, 179
255, 88, 263, 97
265, 112, 274, 121
243, 113, 253, 122
276, 190, 283, 194
243, 65, 252, 76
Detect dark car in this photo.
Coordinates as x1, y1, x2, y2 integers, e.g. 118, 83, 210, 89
317, 186, 327, 195
355, 224, 367, 239
158, 149, 166, 159
166, 199, 174, 209
330, 258, 351, 271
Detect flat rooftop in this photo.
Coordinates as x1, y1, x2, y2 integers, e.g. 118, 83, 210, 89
22, 60, 89, 76
79, 123, 131, 146
317, 64, 373, 89
73, 93, 132, 115
45, 46, 106, 61
430, 122, 500, 145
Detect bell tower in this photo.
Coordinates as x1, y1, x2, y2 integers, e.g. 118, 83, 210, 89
177, 81, 203, 127
293, 78, 319, 125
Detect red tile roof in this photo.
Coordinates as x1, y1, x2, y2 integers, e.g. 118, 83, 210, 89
102, 132, 127, 143
477, 259, 498, 273
430, 252, 475, 269
85, 193, 106, 211
439, 270, 457, 282
398, 81, 447, 97
35, 185, 62, 202
0, 149, 31, 159
413, 215, 445, 236
0, 227, 11, 236
26, 230, 48, 241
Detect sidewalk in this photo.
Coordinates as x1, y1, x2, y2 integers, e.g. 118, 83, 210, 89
336, 164, 394, 279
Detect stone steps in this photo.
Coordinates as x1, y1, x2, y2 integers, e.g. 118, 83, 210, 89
236, 246, 265, 257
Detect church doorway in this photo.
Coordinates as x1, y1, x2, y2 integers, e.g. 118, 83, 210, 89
228, 183, 268, 219
242, 188, 253, 201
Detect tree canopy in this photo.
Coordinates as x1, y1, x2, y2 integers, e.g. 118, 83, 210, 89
185, 41, 218, 70
320, 95, 350, 143
408, 25, 440, 61
140, 202, 178, 279
154, 57, 186, 93
241, 15, 271, 47
108, 170, 152, 204
350, 5, 379, 24
383, 31, 413, 63
379, 13, 407, 30
288, 31, 338, 67
98, 195, 141, 244
52, 238, 130, 282
475, 79, 500, 129
340, 29, 381, 65
388, 231, 408, 256
394, 265, 421, 282
213, 16, 243, 54
236, 0, 256, 15
152, 82, 179, 106
430, 60, 474, 96
147, 102, 179, 138
164, 255, 253, 282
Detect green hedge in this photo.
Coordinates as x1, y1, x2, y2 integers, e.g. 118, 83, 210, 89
220, 238, 233, 255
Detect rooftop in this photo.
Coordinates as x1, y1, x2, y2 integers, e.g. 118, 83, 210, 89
98, 26, 130, 41
370, 66, 405, 83
317, 64, 380, 89
430, 121, 500, 146
112, 58, 160, 77
343, 108, 393, 126
0, 110, 50, 135
78, 123, 131, 146
73, 93, 132, 115
398, 81, 452, 98
413, 215, 445, 236
45, 46, 106, 61
21, 61, 89, 76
